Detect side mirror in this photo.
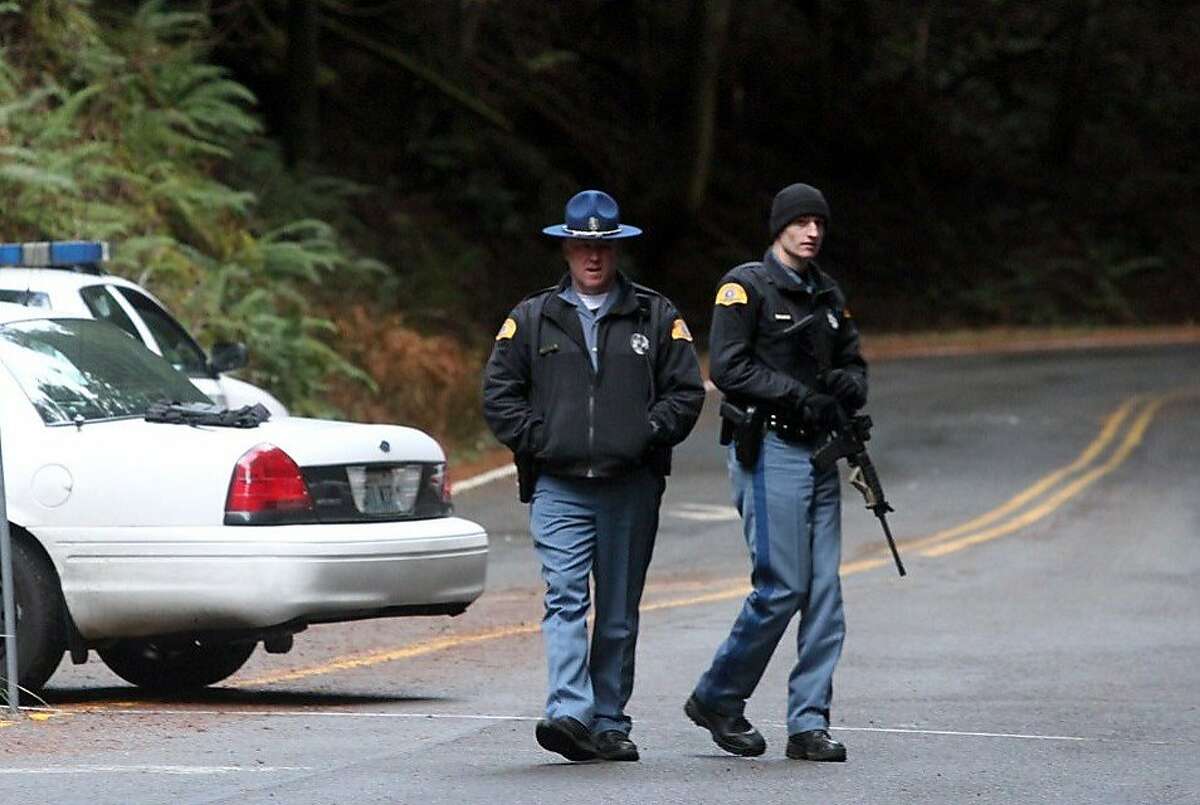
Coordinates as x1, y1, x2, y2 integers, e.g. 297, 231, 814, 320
209, 341, 248, 374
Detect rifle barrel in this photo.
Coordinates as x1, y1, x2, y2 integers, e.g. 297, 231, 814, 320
876, 510, 906, 577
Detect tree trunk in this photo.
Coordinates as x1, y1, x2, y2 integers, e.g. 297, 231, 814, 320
684, 0, 733, 214
1046, 0, 1102, 170
913, 0, 935, 90
285, 0, 320, 169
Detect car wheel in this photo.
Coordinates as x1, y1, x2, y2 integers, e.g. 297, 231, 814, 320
98, 639, 256, 690
0, 536, 67, 697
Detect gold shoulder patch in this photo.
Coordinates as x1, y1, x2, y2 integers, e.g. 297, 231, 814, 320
671, 318, 693, 342
495, 317, 517, 341
715, 282, 748, 306
842, 305, 853, 319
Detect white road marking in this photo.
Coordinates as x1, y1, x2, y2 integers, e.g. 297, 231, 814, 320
51, 707, 1160, 745
828, 726, 1090, 742
450, 463, 515, 494
665, 503, 739, 522
0, 765, 310, 775
58, 708, 538, 722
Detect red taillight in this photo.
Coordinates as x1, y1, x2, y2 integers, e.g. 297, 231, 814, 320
430, 461, 452, 505
225, 443, 313, 522
440, 462, 452, 504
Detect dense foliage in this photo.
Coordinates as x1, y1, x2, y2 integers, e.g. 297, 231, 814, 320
209, 0, 1199, 333
0, 1, 378, 415
2, 1, 1195, 448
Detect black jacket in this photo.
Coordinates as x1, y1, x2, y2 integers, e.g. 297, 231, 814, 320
709, 252, 867, 411
483, 273, 705, 479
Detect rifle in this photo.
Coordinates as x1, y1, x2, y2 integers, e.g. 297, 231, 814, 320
810, 413, 906, 577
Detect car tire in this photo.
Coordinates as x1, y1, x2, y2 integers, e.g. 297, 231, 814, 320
98, 639, 256, 690
0, 535, 67, 697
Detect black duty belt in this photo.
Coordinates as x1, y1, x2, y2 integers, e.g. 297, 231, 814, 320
764, 412, 819, 445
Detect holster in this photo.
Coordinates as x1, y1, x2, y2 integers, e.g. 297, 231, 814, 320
720, 399, 764, 468
645, 444, 673, 477
515, 453, 538, 504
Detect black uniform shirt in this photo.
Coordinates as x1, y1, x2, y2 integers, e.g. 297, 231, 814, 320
709, 250, 867, 411
483, 273, 705, 479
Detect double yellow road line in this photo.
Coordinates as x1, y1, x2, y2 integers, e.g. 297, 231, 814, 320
627, 389, 1192, 616
163, 390, 1200, 689
906, 390, 1189, 559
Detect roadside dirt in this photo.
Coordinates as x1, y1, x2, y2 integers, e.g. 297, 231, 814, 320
861, 324, 1200, 360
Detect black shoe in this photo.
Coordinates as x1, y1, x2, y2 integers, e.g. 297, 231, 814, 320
594, 730, 640, 762
684, 694, 766, 757
786, 729, 847, 762
535, 717, 597, 761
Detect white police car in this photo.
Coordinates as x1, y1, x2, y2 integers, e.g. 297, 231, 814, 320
0, 303, 487, 692
0, 241, 287, 417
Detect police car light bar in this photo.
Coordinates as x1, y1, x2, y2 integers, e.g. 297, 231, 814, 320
0, 240, 110, 268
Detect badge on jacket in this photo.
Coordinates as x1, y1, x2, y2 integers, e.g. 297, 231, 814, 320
671, 318, 693, 341
496, 318, 517, 340
826, 310, 839, 330
715, 282, 748, 306
630, 332, 650, 355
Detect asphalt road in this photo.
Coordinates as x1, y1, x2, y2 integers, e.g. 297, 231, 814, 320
4, 343, 1198, 805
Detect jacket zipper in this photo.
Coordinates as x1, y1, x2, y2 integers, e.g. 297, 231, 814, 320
586, 383, 596, 478
586, 314, 607, 478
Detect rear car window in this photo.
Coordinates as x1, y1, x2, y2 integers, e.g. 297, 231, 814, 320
0, 318, 208, 424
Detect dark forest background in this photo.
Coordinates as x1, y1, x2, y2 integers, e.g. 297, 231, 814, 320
2, 0, 1197, 450
214, 0, 1200, 328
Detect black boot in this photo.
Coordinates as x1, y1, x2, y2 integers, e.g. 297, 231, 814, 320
594, 730, 640, 762
535, 717, 597, 761
684, 694, 766, 757
786, 729, 847, 762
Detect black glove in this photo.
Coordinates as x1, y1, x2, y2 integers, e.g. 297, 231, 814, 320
801, 392, 842, 432
826, 369, 867, 411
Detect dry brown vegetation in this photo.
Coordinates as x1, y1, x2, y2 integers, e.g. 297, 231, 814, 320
326, 306, 487, 452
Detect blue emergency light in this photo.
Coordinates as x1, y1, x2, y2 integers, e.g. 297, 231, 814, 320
0, 240, 110, 269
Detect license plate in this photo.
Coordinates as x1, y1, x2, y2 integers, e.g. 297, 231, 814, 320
347, 465, 423, 515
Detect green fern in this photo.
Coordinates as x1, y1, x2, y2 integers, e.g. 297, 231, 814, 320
0, 1, 378, 414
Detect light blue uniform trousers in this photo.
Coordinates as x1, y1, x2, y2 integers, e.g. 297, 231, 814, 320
694, 432, 845, 734
530, 468, 664, 736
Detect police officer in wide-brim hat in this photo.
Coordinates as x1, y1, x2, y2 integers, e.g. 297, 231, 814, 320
484, 189, 704, 762
541, 189, 644, 240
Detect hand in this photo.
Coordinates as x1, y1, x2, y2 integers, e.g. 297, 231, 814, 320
826, 369, 867, 410
802, 392, 842, 431
526, 421, 546, 456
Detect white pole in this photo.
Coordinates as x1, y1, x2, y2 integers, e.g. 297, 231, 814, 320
0, 429, 19, 716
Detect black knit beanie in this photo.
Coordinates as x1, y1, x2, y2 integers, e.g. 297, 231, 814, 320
769, 183, 830, 241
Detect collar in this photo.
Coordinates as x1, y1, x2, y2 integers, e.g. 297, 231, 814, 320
762, 249, 832, 298
553, 271, 640, 316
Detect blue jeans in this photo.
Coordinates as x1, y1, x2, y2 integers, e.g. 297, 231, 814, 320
694, 432, 845, 734
530, 468, 665, 735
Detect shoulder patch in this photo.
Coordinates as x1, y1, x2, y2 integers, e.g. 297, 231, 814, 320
842, 305, 853, 319
495, 317, 517, 341
670, 318, 693, 342
715, 282, 748, 306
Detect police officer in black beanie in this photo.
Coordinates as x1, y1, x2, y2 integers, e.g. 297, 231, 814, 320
684, 182, 868, 762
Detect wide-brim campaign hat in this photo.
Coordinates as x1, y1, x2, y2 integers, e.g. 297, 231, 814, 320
542, 189, 642, 239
